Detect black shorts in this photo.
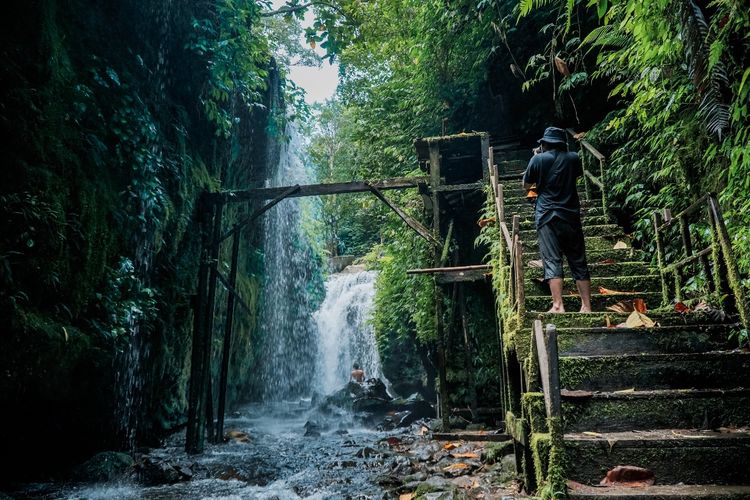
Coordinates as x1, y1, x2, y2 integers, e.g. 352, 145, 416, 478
537, 216, 590, 281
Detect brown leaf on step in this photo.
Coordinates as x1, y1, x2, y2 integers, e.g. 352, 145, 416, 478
613, 241, 629, 249
633, 298, 647, 313
443, 442, 461, 450
599, 286, 637, 295
600, 465, 655, 487
528, 260, 543, 268
477, 217, 496, 228
597, 258, 617, 264
625, 310, 656, 328
451, 452, 480, 459
399, 494, 415, 500
674, 301, 691, 313
606, 300, 635, 313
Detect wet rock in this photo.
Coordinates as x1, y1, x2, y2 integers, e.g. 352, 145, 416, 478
355, 446, 380, 458
72, 451, 134, 482
136, 457, 193, 485
375, 473, 403, 487
489, 454, 516, 484
304, 420, 321, 437
224, 429, 251, 443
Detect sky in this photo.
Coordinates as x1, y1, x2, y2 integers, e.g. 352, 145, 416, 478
271, 0, 340, 104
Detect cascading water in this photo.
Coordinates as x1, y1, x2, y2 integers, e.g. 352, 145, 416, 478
314, 268, 384, 395
258, 124, 323, 401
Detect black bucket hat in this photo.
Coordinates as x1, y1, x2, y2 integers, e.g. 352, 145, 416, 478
537, 126, 567, 145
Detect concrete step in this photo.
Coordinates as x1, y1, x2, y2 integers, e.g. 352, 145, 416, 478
563, 428, 750, 485
563, 388, 750, 432
520, 224, 623, 240
522, 235, 629, 255
558, 351, 750, 392
525, 311, 738, 329
567, 482, 750, 499
556, 323, 740, 356
520, 215, 611, 231
525, 274, 661, 296
525, 292, 664, 313
522, 247, 640, 265
524, 388, 750, 433
526, 261, 656, 279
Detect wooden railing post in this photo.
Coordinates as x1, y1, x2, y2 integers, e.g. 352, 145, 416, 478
708, 195, 750, 331
653, 211, 669, 306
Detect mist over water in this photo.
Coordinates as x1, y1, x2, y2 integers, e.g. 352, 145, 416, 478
258, 125, 322, 401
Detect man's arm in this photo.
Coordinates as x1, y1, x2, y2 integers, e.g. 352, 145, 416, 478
522, 155, 540, 190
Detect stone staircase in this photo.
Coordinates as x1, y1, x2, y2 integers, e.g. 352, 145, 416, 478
493, 150, 750, 498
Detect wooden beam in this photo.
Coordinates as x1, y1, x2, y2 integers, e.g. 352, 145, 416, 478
407, 264, 491, 275
366, 183, 442, 248
435, 182, 485, 192
207, 176, 428, 203
220, 185, 301, 242
534, 320, 561, 418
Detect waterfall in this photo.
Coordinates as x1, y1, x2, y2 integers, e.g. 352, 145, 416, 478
314, 268, 384, 395
258, 124, 323, 401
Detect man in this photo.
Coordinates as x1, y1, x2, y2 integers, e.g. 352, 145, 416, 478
350, 363, 365, 383
522, 126, 592, 313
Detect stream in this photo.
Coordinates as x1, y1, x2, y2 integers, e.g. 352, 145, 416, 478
10, 399, 399, 499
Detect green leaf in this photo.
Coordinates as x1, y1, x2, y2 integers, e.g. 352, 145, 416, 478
597, 0, 608, 18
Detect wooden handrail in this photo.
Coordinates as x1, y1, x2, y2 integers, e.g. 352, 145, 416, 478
566, 128, 605, 161
533, 320, 561, 417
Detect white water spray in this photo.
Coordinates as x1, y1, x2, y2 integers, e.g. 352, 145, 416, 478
313, 268, 384, 395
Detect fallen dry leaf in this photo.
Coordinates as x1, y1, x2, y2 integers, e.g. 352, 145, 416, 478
613, 241, 629, 249
477, 217, 496, 228
443, 463, 470, 473
675, 301, 691, 313
385, 436, 402, 446
451, 452, 480, 459
599, 286, 637, 295
598, 258, 616, 264
600, 465, 655, 487
443, 442, 461, 450
625, 310, 656, 328
554, 56, 571, 76
399, 494, 415, 500
633, 298, 647, 313
419, 426, 429, 436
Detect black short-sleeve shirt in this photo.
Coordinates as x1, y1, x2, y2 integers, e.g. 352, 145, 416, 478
523, 150, 582, 228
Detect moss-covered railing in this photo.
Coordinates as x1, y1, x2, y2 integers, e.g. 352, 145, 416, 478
653, 193, 749, 333
565, 128, 607, 216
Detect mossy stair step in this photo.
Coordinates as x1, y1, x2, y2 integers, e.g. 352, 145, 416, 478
520, 215, 611, 230
525, 388, 750, 433
567, 482, 750, 499
563, 429, 750, 485
520, 224, 623, 240
556, 323, 740, 356
524, 274, 661, 296
522, 247, 639, 264
559, 351, 750, 392
525, 311, 737, 329
525, 292, 663, 313
526, 261, 656, 279
503, 197, 602, 211
522, 236, 630, 254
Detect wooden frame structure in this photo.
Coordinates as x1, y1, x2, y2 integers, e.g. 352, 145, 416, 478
185, 176, 448, 454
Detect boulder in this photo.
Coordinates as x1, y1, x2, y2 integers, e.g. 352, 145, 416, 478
72, 451, 134, 482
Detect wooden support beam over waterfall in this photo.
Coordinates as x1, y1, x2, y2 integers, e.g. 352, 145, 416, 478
407, 264, 491, 284
205, 176, 428, 203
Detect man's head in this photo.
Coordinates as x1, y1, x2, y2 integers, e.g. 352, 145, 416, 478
353, 363, 360, 370
538, 127, 568, 152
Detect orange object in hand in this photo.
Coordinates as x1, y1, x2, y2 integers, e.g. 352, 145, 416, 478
526, 184, 538, 201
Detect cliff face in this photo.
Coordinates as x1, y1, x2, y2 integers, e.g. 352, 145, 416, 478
0, 0, 279, 480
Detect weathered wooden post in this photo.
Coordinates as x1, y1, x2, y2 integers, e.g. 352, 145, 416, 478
186, 193, 211, 454
202, 201, 223, 443
216, 224, 241, 442
653, 211, 669, 306
428, 140, 450, 430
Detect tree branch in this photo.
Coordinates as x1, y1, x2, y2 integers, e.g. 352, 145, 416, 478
260, 1, 345, 18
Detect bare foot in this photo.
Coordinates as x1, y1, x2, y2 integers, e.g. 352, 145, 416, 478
547, 305, 565, 313
579, 306, 592, 313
